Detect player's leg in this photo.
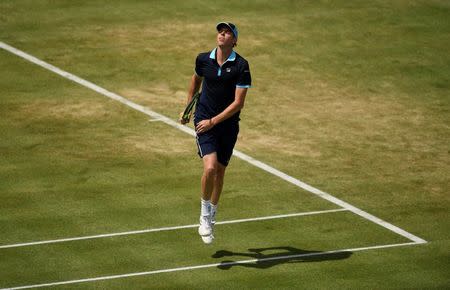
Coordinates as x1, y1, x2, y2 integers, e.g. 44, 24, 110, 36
195, 129, 219, 244
211, 163, 226, 205
211, 163, 226, 225
201, 152, 218, 202
209, 123, 239, 228
198, 152, 218, 241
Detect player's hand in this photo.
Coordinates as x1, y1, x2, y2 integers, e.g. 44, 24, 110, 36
179, 112, 189, 124
180, 92, 200, 125
196, 119, 214, 133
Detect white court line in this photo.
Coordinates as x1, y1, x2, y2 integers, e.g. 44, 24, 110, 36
1, 241, 421, 290
0, 41, 427, 245
0, 209, 346, 249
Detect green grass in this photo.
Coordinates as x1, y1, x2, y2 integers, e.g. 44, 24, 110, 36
1, 0, 449, 289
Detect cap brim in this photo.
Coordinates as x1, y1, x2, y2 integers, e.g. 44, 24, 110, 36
216, 22, 237, 38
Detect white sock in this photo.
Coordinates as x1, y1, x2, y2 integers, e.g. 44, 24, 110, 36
210, 203, 218, 223
201, 198, 211, 217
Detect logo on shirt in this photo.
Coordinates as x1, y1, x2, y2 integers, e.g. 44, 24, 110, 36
226, 68, 232, 73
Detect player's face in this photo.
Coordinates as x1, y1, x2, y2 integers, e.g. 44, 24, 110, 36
217, 28, 236, 48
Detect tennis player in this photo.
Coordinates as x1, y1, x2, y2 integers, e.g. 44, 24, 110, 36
180, 22, 252, 244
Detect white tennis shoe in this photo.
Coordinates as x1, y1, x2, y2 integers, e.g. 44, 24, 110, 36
201, 233, 214, 244
198, 215, 212, 237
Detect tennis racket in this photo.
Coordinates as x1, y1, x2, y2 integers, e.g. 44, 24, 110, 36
181, 91, 200, 123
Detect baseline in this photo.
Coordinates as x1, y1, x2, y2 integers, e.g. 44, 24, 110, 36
1, 241, 421, 290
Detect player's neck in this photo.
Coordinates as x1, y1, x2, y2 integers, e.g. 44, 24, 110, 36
216, 46, 233, 66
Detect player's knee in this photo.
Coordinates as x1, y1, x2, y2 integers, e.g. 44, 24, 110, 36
204, 165, 217, 178
216, 165, 226, 178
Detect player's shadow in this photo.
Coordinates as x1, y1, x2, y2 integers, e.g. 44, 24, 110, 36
212, 246, 352, 270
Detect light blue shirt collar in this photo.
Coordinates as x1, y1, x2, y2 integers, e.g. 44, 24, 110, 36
209, 48, 236, 62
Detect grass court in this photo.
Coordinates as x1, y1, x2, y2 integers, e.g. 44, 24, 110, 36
0, 1, 449, 289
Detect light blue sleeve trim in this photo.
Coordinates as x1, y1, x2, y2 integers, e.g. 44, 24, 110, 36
236, 85, 251, 88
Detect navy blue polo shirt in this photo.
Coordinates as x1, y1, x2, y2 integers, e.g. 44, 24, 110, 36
194, 48, 251, 125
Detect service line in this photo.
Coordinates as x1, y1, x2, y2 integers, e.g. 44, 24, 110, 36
0, 209, 346, 249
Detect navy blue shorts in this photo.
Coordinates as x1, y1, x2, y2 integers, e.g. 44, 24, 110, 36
195, 122, 239, 166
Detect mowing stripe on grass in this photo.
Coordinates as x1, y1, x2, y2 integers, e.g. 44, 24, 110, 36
0, 209, 346, 249
0, 41, 427, 245
1, 241, 421, 290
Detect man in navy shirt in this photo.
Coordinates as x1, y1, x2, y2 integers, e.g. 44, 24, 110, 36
180, 22, 251, 244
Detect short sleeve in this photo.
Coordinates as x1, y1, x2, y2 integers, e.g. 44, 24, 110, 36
194, 54, 203, 77
236, 60, 251, 88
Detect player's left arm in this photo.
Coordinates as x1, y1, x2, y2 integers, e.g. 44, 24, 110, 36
195, 88, 247, 133
212, 87, 247, 125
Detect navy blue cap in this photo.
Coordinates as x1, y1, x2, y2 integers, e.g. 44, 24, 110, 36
216, 22, 238, 39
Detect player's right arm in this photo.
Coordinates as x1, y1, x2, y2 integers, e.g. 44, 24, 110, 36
180, 74, 202, 124
187, 74, 202, 105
